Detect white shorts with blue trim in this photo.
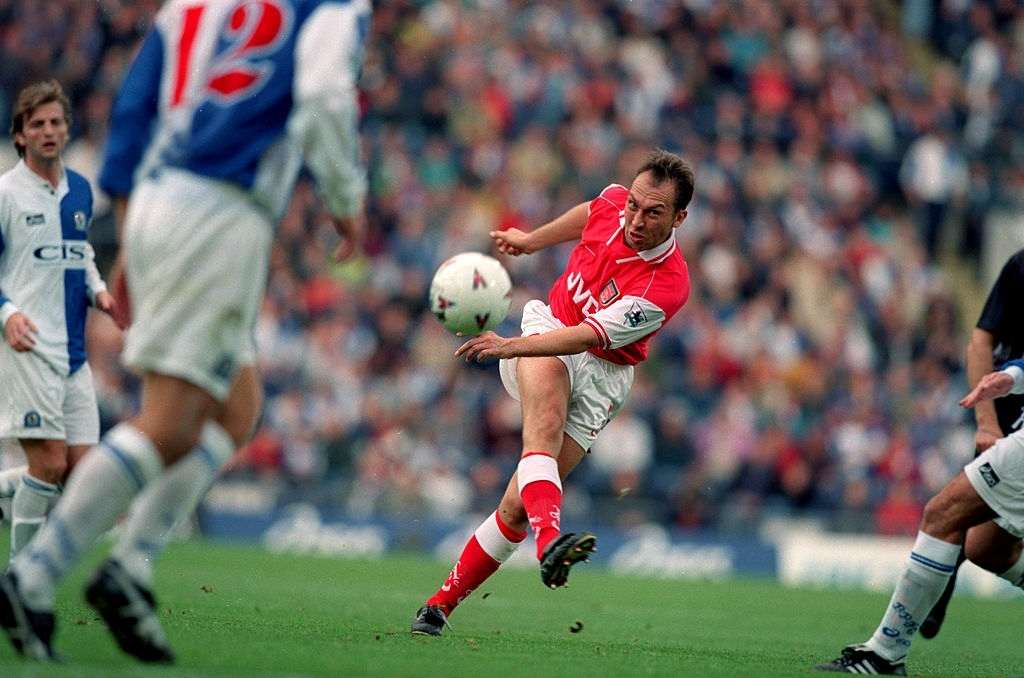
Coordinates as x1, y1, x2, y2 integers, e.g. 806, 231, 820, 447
498, 300, 634, 452
0, 345, 98, 445
122, 169, 268, 401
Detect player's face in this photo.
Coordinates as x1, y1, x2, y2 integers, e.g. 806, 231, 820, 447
623, 171, 686, 252
16, 101, 69, 164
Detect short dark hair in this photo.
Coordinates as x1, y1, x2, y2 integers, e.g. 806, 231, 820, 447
635, 149, 695, 212
10, 80, 71, 158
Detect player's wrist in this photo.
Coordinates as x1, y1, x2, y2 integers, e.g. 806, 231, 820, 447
0, 301, 19, 328
1000, 365, 1024, 394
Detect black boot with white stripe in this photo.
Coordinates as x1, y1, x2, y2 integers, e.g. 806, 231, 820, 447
0, 571, 57, 661
815, 643, 908, 675
85, 559, 175, 664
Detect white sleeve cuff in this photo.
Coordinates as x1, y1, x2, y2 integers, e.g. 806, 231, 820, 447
0, 301, 19, 327
1002, 365, 1024, 395
87, 282, 107, 306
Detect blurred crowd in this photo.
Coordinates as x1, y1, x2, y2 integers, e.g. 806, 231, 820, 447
3, 0, 1024, 537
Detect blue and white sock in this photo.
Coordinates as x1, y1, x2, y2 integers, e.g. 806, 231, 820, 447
11, 424, 163, 610
865, 531, 960, 662
112, 422, 234, 587
9, 474, 60, 561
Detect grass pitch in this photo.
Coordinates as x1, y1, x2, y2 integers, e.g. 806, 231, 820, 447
0, 538, 1018, 677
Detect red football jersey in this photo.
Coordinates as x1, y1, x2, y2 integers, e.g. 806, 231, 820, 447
548, 184, 690, 365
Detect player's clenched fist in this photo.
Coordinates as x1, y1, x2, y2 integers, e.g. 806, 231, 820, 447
4, 312, 37, 351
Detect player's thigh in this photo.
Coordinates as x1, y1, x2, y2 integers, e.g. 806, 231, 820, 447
961, 430, 1024, 537
123, 171, 271, 404
62, 363, 99, 448
515, 356, 572, 452
0, 348, 65, 441
563, 356, 634, 453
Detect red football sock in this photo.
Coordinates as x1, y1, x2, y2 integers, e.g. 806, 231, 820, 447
518, 452, 563, 559
426, 512, 525, 615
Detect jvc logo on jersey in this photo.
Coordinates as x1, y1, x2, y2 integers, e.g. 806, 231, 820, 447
33, 244, 87, 264
566, 271, 600, 316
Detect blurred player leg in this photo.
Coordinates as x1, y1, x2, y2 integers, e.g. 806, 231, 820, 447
10, 373, 216, 610
10, 439, 65, 560
109, 365, 261, 587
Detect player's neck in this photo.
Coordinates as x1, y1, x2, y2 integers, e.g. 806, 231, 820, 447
24, 154, 63, 189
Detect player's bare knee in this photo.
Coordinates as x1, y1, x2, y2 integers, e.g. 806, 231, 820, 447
524, 412, 566, 452
25, 443, 68, 484
921, 493, 964, 541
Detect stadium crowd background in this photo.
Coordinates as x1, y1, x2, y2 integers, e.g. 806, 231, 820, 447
1, 0, 1024, 537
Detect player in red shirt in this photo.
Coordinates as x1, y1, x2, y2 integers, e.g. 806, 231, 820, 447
411, 150, 694, 635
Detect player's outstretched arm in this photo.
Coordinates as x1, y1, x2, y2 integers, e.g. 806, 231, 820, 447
491, 203, 589, 256
455, 324, 600, 362
960, 369, 1019, 409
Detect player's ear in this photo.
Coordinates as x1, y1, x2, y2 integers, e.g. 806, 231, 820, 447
673, 209, 687, 229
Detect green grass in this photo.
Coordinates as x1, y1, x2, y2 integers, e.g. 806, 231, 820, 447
0, 538, 1018, 677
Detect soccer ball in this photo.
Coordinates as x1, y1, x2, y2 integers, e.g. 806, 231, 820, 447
429, 252, 512, 336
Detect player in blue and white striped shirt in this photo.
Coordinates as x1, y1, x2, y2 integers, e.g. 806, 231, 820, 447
0, 80, 121, 563
0, 0, 370, 664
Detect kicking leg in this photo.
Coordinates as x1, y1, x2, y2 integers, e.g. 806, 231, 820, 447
413, 433, 585, 635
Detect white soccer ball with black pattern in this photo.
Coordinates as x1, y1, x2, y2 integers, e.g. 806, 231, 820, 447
429, 252, 512, 336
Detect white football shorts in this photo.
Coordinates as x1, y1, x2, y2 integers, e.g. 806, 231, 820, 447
499, 300, 634, 452
965, 428, 1024, 538
0, 346, 98, 444
122, 168, 269, 401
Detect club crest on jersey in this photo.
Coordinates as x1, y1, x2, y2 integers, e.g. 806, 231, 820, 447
73, 210, 88, 231
624, 301, 647, 328
598, 279, 620, 305
23, 411, 41, 428
25, 213, 44, 226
